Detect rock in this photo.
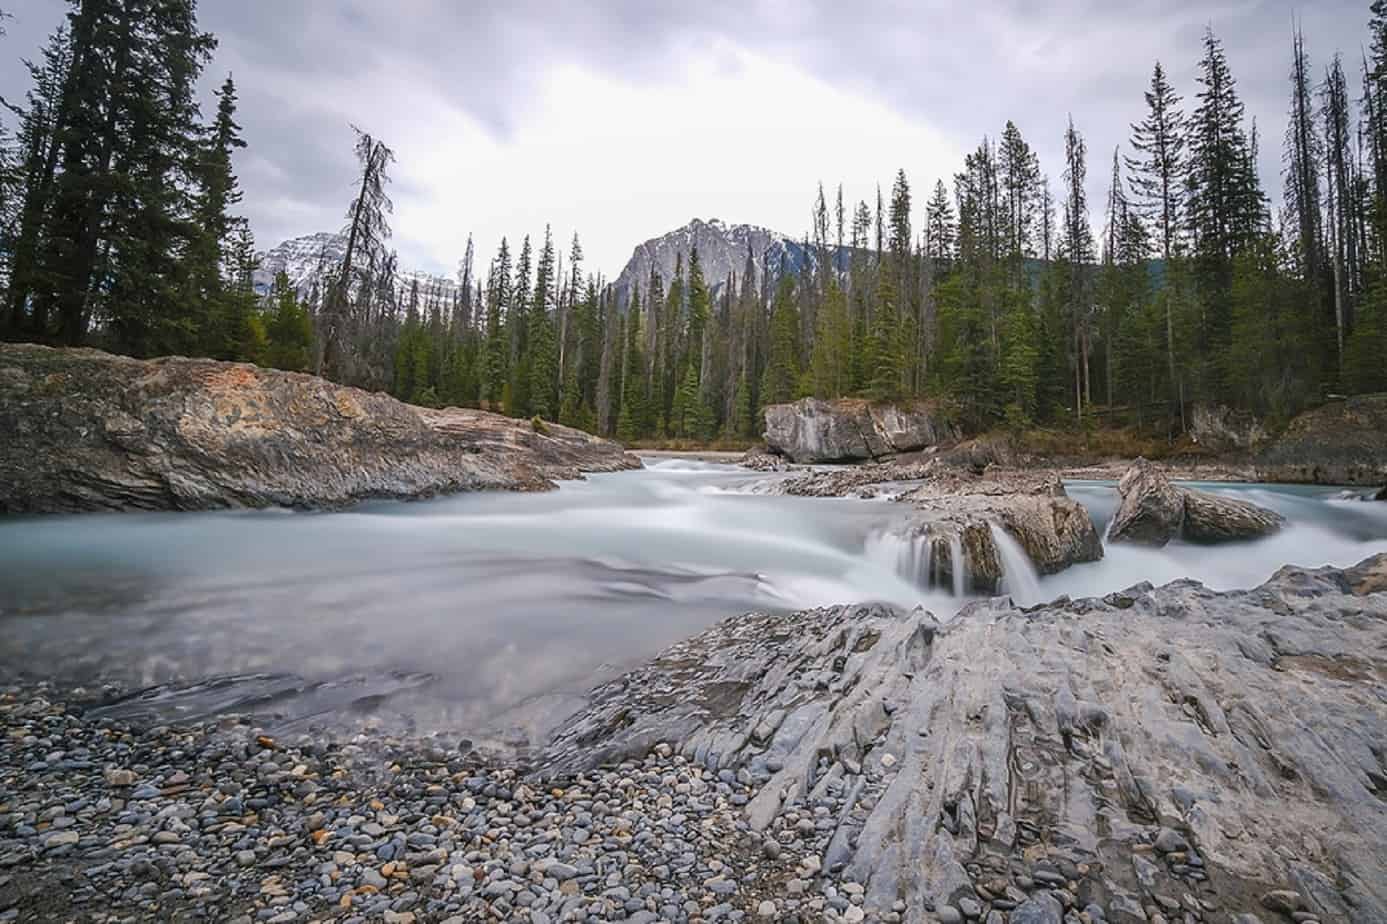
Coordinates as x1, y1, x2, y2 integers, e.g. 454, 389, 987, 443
1260, 891, 1303, 914
1108, 458, 1186, 545
1180, 489, 1284, 543
1109, 459, 1282, 546
1010, 892, 1064, 924
1374, 485, 1387, 502
1152, 827, 1189, 854
762, 397, 956, 463
1190, 404, 1268, 453
1257, 394, 1387, 485
740, 447, 787, 472
936, 907, 964, 924
103, 768, 137, 787
784, 466, 1102, 589
757, 899, 778, 918
540, 554, 1387, 924
0, 343, 639, 515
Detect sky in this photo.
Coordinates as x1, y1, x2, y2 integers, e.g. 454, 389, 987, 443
0, 0, 1373, 281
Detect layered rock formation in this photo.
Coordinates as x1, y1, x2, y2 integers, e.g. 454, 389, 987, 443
1257, 394, 1387, 485
1110, 459, 1283, 546
0, 344, 638, 514
763, 398, 957, 464
769, 463, 1102, 594
540, 555, 1387, 924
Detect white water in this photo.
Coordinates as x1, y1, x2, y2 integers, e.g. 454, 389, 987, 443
989, 521, 1044, 606
0, 459, 1383, 730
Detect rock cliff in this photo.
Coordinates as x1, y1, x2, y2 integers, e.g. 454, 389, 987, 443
0, 343, 638, 514
763, 398, 958, 464
541, 554, 1387, 924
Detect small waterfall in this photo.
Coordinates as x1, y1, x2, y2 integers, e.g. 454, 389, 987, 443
988, 521, 1043, 606
948, 534, 966, 597
865, 528, 933, 588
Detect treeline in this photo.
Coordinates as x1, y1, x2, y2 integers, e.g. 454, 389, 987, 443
4, 2, 1387, 445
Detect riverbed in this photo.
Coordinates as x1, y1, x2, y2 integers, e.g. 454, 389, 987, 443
1, 458, 1383, 735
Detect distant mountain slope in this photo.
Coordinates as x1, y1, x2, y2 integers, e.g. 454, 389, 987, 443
611, 218, 849, 308
253, 232, 460, 305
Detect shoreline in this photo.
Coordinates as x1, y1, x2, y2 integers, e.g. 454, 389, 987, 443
5, 554, 1386, 923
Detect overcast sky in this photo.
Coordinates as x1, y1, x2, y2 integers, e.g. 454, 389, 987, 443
0, 1, 1372, 280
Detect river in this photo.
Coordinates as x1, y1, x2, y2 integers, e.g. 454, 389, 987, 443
1, 459, 1384, 737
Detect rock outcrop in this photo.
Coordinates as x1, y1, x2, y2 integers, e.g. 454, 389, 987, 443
774, 464, 1103, 591
1110, 458, 1283, 545
0, 343, 639, 514
1190, 403, 1269, 453
540, 554, 1387, 924
1256, 394, 1387, 485
762, 398, 957, 464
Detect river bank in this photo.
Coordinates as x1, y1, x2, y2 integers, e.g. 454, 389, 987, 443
4, 554, 1385, 923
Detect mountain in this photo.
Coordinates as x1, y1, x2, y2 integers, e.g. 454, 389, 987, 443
611, 218, 848, 308
253, 232, 461, 305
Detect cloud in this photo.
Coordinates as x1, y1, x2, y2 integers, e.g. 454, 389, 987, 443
0, 0, 1373, 278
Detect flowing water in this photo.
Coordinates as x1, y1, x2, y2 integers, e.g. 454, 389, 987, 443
1, 459, 1384, 734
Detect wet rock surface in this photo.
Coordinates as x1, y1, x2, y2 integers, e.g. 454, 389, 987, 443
543, 554, 1387, 924
0, 343, 638, 514
763, 398, 957, 464
1110, 459, 1283, 546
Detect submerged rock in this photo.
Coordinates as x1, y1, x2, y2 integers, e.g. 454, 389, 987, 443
762, 397, 957, 463
1110, 458, 1283, 546
0, 343, 639, 514
540, 554, 1387, 924
1257, 394, 1387, 485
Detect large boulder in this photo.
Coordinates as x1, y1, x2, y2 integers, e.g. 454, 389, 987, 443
1110, 459, 1283, 546
1256, 395, 1387, 485
0, 343, 639, 514
539, 555, 1387, 924
1109, 458, 1185, 544
762, 397, 956, 463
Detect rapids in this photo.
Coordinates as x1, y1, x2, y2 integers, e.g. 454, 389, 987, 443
1, 458, 1383, 732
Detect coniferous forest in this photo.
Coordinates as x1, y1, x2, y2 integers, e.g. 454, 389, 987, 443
4, 2, 1387, 443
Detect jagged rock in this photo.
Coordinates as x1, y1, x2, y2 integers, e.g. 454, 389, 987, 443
762, 397, 957, 463
1110, 459, 1282, 546
1109, 458, 1186, 544
1257, 395, 1387, 485
539, 555, 1387, 924
1191, 404, 1269, 453
0, 343, 638, 514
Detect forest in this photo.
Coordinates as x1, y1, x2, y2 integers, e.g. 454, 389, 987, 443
3, 1, 1387, 443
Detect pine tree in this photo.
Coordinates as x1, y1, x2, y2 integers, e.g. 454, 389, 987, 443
527, 226, 559, 419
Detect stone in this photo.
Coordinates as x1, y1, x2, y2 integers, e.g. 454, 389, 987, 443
757, 900, 778, 918
1153, 828, 1189, 854
1260, 891, 1303, 915
104, 768, 137, 787
1108, 459, 1187, 545
0, 343, 639, 514
936, 906, 964, 924
1009, 892, 1064, 924
762, 397, 957, 463
1190, 403, 1269, 452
